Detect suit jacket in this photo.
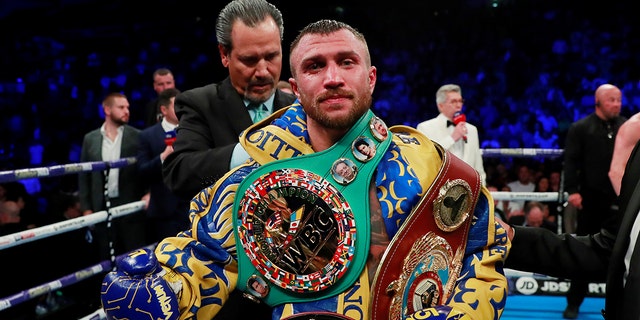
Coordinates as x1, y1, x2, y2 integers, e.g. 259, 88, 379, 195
78, 124, 145, 211
506, 140, 640, 320
138, 122, 189, 219
416, 113, 486, 184
162, 77, 296, 199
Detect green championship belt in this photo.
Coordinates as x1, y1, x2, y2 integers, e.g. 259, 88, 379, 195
233, 109, 392, 306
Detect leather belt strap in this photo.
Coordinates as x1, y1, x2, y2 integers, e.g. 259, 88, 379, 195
370, 145, 481, 320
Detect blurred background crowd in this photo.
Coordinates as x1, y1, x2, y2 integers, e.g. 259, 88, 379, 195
1, 0, 639, 227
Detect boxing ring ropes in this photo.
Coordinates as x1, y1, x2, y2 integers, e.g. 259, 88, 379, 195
0, 148, 583, 319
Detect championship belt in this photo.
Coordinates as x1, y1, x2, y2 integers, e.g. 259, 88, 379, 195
233, 109, 392, 306
370, 145, 481, 320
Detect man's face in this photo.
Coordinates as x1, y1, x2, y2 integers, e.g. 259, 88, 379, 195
525, 207, 544, 227
160, 97, 179, 125
437, 91, 464, 119
251, 280, 267, 295
290, 29, 376, 131
153, 74, 175, 94
335, 162, 355, 180
356, 143, 372, 156
374, 121, 387, 138
518, 166, 530, 184
220, 18, 282, 104
105, 97, 130, 125
596, 86, 622, 121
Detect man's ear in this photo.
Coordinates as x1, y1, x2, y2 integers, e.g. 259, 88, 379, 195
218, 44, 230, 68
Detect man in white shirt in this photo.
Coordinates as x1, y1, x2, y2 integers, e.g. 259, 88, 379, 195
416, 84, 486, 185
506, 163, 535, 209
78, 92, 147, 260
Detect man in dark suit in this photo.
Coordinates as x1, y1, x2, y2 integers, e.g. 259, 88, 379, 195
162, 0, 296, 200
501, 138, 640, 319
161, 1, 295, 319
78, 92, 147, 260
561, 83, 626, 318
137, 88, 190, 243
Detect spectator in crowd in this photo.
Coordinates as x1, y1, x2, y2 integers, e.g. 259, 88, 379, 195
101, 18, 508, 320
2, 180, 40, 229
486, 184, 507, 221
493, 184, 523, 223
137, 88, 190, 243
36, 192, 100, 317
0, 200, 22, 236
561, 83, 627, 319
416, 84, 486, 185
162, 0, 296, 200
508, 200, 557, 232
529, 175, 559, 228
507, 163, 535, 210
545, 171, 566, 232
143, 68, 176, 128
0, 199, 40, 317
78, 92, 147, 261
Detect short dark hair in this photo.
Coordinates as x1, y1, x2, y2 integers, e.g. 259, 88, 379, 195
153, 68, 172, 79
158, 88, 181, 108
354, 139, 368, 149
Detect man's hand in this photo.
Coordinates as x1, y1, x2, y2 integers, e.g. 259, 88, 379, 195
497, 218, 514, 241
101, 248, 180, 320
567, 193, 583, 210
160, 145, 174, 162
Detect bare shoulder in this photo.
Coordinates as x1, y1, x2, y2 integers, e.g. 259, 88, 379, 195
619, 112, 640, 141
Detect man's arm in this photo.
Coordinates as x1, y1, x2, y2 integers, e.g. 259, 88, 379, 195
102, 165, 254, 319
609, 113, 640, 195
501, 222, 612, 282
563, 122, 583, 208
137, 129, 162, 183
162, 87, 243, 200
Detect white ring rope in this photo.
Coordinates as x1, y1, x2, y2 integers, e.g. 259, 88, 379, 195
0, 200, 146, 251
490, 191, 567, 202
0, 157, 137, 183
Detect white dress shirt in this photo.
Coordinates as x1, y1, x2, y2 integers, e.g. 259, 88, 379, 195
100, 124, 124, 198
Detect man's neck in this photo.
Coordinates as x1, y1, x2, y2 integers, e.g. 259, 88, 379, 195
103, 121, 123, 140
306, 119, 349, 152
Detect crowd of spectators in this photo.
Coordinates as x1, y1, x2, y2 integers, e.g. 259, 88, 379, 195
1, 0, 639, 240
